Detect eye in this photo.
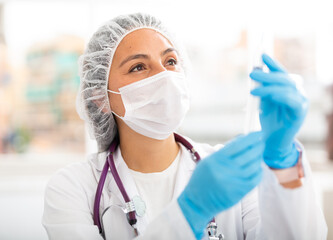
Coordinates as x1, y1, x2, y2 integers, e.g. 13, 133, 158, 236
166, 58, 177, 66
129, 63, 145, 73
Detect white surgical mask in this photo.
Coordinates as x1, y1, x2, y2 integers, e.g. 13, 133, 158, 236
108, 70, 190, 140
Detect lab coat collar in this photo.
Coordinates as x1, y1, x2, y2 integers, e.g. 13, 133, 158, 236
89, 151, 108, 172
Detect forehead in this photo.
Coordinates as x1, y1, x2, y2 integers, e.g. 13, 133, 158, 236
112, 28, 174, 61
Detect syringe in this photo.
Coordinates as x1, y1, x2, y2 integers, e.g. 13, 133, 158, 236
243, 36, 265, 134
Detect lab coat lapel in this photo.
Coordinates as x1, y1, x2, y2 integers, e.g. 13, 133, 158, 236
171, 143, 197, 202
106, 147, 149, 234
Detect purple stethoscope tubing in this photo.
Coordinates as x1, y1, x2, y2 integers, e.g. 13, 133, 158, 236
93, 133, 203, 234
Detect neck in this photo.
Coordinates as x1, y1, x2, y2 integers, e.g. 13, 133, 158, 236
116, 119, 180, 173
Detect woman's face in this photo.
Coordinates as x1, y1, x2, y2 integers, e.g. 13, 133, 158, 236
108, 28, 183, 117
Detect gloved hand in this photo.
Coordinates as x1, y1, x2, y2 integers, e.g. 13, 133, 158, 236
249, 53, 308, 169
177, 131, 264, 239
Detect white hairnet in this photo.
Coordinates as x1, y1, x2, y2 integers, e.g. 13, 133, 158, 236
76, 12, 189, 153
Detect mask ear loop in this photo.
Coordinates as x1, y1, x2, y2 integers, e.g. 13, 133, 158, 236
107, 89, 124, 119
107, 89, 121, 94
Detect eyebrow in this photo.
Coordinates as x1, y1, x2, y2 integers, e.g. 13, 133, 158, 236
118, 47, 178, 68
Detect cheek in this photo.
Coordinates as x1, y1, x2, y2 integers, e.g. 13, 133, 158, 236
109, 93, 125, 117
108, 70, 144, 116
108, 71, 126, 116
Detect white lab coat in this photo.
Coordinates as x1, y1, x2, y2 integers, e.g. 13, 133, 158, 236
42, 135, 327, 240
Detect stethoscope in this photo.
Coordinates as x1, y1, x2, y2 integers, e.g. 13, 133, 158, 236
93, 133, 225, 240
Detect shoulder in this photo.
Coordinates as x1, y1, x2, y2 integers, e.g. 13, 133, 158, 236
42, 157, 106, 233
43, 158, 100, 224
48, 160, 92, 183
45, 159, 98, 201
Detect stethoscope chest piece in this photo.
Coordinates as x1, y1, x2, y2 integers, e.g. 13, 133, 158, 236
131, 195, 146, 217
123, 195, 146, 218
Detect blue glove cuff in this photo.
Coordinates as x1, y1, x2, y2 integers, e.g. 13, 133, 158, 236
264, 142, 300, 169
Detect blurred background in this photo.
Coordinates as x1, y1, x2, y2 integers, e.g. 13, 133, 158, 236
0, 0, 332, 239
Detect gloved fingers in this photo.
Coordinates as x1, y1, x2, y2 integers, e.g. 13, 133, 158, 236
262, 53, 287, 73
249, 70, 296, 88
219, 149, 263, 180
228, 163, 262, 187
251, 85, 306, 114
247, 165, 263, 186
238, 153, 263, 177
238, 159, 262, 182
232, 141, 265, 166
221, 131, 263, 157
270, 93, 308, 117
251, 85, 293, 97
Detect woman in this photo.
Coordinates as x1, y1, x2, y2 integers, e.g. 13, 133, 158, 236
42, 12, 327, 239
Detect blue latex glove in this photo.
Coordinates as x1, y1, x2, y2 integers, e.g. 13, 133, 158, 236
249, 54, 308, 169
177, 131, 264, 239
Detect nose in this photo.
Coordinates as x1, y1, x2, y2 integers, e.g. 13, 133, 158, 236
149, 61, 168, 77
